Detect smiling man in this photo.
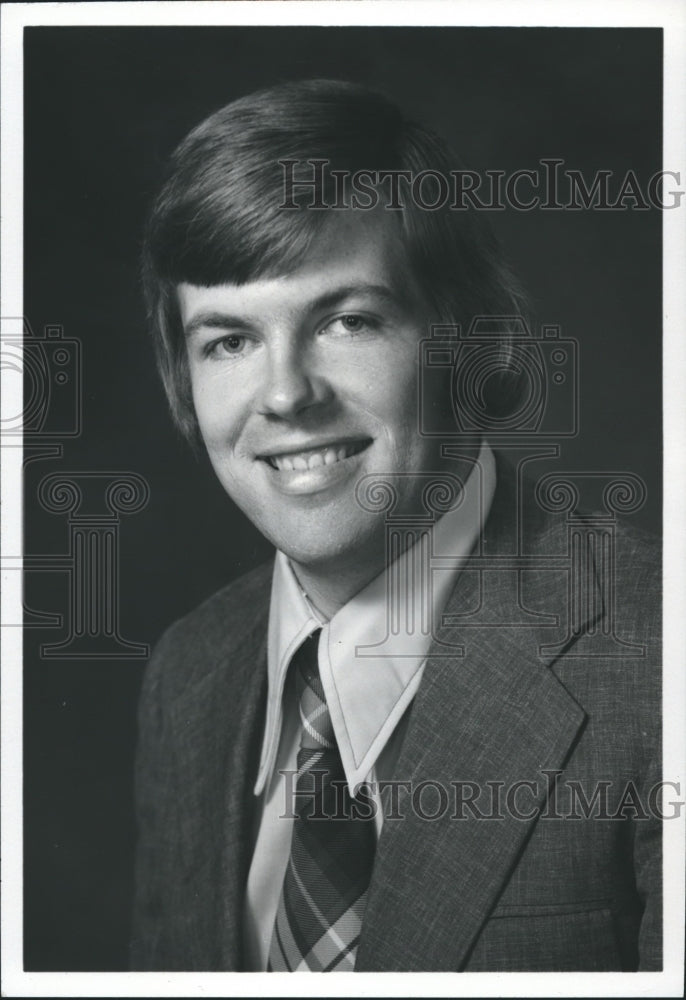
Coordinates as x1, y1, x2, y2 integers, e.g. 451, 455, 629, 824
177, 208, 478, 616
131, 79, 661, 973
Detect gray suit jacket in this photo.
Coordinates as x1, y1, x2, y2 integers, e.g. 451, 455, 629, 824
130, 459, 661, 971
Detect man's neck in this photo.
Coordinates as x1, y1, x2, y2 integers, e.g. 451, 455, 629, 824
289, 544, 387, 621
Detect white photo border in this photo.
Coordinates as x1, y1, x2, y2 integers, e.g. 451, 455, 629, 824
2, 1, 684, 996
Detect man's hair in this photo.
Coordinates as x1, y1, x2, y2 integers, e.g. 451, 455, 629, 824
143, 78, 528, 442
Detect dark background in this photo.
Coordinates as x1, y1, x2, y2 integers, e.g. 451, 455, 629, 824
23, 27, 662, 970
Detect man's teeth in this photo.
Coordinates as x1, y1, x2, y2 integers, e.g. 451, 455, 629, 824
270, 444, 361, 472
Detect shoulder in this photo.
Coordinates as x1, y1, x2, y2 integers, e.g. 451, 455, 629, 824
548, 514, 660, 750
141, 559, 274, 708
613, 516, 660, 580
492, 452, 660, 604
489, 451, 661, 697
611, 517, 661, 651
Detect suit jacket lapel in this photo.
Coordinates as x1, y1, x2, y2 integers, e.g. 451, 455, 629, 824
169, 603, 268, 970
357, 625, 586, 970
219, 630, 268, 969
357, 459, 592, 971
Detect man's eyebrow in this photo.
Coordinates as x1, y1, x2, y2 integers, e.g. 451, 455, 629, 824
183, 283, 407, 338
309, 283, 406, 312
184, 312, 253, 338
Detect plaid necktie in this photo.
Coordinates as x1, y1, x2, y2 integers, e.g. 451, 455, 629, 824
268, 630, 376, 971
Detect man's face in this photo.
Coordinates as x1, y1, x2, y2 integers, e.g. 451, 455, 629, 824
178, 210, 455, 577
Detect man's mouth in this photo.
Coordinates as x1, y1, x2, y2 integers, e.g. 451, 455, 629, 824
261, 439, 371, 472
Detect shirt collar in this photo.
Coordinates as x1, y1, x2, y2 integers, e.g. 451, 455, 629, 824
254, 554, 323, 795
254, 441, 496, 796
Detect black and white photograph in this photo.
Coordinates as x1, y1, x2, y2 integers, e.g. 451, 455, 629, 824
1, 1, 684, 995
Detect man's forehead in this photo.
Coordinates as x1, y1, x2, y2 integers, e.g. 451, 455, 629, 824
177, 208, 420, 319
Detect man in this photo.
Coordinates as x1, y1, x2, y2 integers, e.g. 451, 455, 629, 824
131, 79, 661, 972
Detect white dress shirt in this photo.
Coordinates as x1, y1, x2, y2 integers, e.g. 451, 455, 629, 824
243, 443, 496, 970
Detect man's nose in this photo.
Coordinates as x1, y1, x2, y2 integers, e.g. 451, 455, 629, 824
257, 340, 332, 419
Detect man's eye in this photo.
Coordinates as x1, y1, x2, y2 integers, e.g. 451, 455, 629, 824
206, 334, 248, 358
340, 315, 364, 331
326, 314, 375, 336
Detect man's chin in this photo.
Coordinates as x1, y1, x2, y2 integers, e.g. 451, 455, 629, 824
270, 524, 385, 577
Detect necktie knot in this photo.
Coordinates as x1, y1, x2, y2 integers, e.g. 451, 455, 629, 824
295, 630, 335, 751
